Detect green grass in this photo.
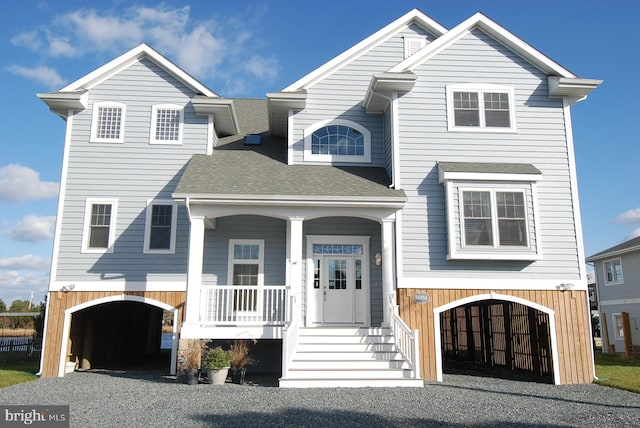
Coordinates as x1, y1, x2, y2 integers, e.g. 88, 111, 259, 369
595, 352, 640, 393
0, 360, 39, 388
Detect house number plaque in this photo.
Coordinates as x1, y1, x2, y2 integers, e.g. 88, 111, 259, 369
413, 292, 430, 304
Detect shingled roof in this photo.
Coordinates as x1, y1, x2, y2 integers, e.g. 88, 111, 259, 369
174, 99, 406, 204
586, 235, 640, 262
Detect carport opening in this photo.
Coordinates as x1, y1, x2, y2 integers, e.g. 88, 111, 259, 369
440, 299, 553, 383
69, 301, 173, 372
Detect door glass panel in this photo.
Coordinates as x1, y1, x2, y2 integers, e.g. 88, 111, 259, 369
313, 258, 320, 289
355, 259, 362, 290
328, 259, 347, 290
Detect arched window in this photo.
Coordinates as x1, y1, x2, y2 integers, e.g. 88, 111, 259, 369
304, 120, 371, 163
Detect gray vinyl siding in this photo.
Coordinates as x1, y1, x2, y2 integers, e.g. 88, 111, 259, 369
303, 217, 383, 325
397, 29, 579, 279
290, 24, 437, 166
54, 57, 208, 283
383, 107, 393, 178
594, 251, 640, 302
202, 216, 287, 286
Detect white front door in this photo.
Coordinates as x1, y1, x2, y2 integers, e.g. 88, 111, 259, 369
307, 236, 370, 326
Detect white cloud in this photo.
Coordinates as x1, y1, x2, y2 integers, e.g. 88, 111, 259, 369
0, 270, 49, 305
5, 64, 66, 89
625, 227, 640, 240
0, 164, 59, 203
9, 3, 278, 95
615, 208, 640, 224
0, 255, 51, 272
4, 215, 56, 243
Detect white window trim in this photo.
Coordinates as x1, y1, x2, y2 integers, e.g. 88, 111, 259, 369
143, 199, 178, 254
303, 119, 372, 163
603, 257, 624, 285
443, 180, 542, 261
403, 36, 427, 58
150, 104, 184, 145
459, 187, 531, 247
227, 239, 265, 287
90, 102, 126, 143
612, 313, 624, 340
446, 84, 517, 133
81, 198, 118, 254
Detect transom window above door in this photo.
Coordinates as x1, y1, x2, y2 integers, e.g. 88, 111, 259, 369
304, 119, 371, 163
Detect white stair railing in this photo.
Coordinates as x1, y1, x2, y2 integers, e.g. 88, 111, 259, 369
281, 294, 298, 378
387, 293, 421, 378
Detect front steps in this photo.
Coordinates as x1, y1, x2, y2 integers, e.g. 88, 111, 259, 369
279, 327, 423, 388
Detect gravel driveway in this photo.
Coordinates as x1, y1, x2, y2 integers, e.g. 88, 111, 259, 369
1, 371, 638, 427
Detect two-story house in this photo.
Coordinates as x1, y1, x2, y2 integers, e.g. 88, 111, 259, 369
37, 9, 600, 386
587, 236, 640, 356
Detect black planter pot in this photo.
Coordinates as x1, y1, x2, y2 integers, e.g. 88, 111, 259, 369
230, 368, 246, 384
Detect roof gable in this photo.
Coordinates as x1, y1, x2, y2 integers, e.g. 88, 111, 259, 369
586, 236, 640, 261
282, 8, 447, 92
60, 43, 218, 97
389, 12, 577, 78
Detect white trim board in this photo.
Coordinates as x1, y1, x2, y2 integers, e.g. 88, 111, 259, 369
49, 281, 186, 292
399, 277, 587, 291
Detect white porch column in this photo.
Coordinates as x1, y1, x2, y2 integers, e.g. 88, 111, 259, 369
287, 217, 304, 317
184, 215, 205, 325
381, 217, 396, 326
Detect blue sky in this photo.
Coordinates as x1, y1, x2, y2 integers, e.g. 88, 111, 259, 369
0, 0, 636, 304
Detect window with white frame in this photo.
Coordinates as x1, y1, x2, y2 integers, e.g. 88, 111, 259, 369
150, 104, 183, 144
446, 85, 516, 131
439, 162, 542, 261
613, 313, 624, 339
82, 199, 117, 253
90, 102, 125, 143
303, 119, 371, 163
144, 200, 177, 254
604, 258, 623, 285
228, 240, 264, 312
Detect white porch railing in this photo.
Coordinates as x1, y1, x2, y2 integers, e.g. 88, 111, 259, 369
281, 294, 298, 377
200, 285, 288, 325
387, 293, 421, 378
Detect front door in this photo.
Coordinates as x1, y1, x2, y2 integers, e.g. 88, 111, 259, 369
307, 237, 370, 326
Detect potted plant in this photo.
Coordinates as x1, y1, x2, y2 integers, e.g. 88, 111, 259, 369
184, 341, 202, 385
202, 346, 232, 385
230, 339, 256, 384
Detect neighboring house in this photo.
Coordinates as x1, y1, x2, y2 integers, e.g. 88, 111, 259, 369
37, 9, 601, 386
586, 236, 640, 355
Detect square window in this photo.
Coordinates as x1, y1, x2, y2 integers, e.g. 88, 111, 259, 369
151, 105, 183, 144
91, 103, 125, 143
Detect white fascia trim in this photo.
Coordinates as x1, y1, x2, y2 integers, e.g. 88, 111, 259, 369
391, 92, 401, 189
60, 43, 217, 96
599, 298, 640, 306
49, 111, 74, 283
390, 12, 576, 78
587, 245, 640, 262
49, 280, 186, 292
398, 277, 588, 291
206, 114, 215, 154
173, 194, 406, 208
282, 9, 447, 91
563, 100, 587, 281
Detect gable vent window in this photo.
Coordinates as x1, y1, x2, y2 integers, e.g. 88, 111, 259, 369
91, 102, 125, 143
151, 104, 183, 144
404, 37, 427, 58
